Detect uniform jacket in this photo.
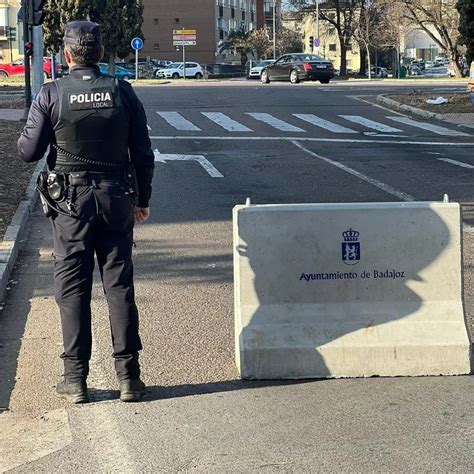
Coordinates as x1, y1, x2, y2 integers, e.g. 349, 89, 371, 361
17, 65, 155, 208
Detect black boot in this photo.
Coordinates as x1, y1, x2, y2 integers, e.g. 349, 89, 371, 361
119, 378, 145, 402
56, 378, 89, 404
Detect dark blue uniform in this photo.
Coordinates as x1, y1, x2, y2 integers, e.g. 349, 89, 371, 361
18, 66, 154, 384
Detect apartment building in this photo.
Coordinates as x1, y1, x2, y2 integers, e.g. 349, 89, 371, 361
0, 0, 21, 64
140, 0, 261, 64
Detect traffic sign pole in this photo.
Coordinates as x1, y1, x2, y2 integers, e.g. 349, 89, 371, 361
183, 43, 186, 80
131, 37, 144, 82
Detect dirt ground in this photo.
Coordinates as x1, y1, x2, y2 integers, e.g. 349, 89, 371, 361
389, 92, 474, 114
0, 119, 36, 241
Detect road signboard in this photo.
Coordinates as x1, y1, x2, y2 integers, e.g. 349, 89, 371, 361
173, 29, 196, 35
173, 35, 196, 41
131, 37, 143, 50
313, 38, 320, 48
173, 40, 197, 46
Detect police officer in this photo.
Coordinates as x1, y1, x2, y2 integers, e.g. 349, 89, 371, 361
17, 21, 154, 403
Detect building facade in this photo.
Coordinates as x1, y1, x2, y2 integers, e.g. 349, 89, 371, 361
140, 0, 261, 64
0, 0, 21, 64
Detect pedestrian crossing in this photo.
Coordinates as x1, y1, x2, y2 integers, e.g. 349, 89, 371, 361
150, 111, 471, 137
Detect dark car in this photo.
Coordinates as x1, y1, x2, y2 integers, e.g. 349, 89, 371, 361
260, 53, 334, 84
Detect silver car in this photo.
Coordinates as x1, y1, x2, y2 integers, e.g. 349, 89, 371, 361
248, 60, 275, 79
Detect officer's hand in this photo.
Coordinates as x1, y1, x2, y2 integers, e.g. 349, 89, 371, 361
134, 207, 150, 224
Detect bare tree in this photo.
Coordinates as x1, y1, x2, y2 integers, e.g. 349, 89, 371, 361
400, 0, 462, 77
289, 0, 359, 75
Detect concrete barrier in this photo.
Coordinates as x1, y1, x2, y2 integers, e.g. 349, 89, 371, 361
233, 202, 471, 379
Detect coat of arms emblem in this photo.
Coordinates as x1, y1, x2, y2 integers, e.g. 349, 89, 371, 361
342, 228, 360, 265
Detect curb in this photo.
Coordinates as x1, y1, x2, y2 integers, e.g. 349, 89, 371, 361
376, 94, 474, 129
0, 158, 46, 304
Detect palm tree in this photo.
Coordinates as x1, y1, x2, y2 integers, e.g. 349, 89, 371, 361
218, 28, 253, 65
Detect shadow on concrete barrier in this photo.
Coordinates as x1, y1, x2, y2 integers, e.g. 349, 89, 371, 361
234, 202, 471, 379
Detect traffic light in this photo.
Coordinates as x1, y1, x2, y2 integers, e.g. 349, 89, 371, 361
28, 0, 46, 26
6, 26, 16, 42
24, 42, 33, 57
309, 36, 314, 51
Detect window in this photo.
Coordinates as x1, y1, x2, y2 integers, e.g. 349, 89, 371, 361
242, 11, 245, 21
231, 7, 235, 18
219, 29, 224, 40
153, 18, 158, 25
329, 44, 337, 52
219, 5, 223, 16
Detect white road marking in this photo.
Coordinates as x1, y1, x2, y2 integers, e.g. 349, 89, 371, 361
437, 158, 474, 169
202, 112, 252, 132
147, 124, 151, 130
293, 113, 357, 134
156, 111, 201, 131
153, 148, 223, 177
364, 132, 408, 138
387, 116, 470, 137
291, 140, 415, 201
149, 135, 474, 147
247, 112, 305, 132
339, 115, 403, 133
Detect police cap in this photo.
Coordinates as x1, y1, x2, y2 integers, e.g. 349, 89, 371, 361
64, 21, 102, 47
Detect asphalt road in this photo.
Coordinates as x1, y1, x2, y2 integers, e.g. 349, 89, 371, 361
0, 80, 472, 472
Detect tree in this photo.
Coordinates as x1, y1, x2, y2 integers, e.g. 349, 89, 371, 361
218, 28, 253, 65
43, 0, 90, 54
248, 27, 273, 59
276, 27, 304, 55
89, 0, 144, 74
457, 0, 474, 66
352, 0, 384, 78
401, 0, 463, 77
289, 0, 359, 76
42, 0, 144, 74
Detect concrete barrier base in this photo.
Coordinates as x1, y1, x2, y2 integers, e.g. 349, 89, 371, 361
233, 202, 471, 379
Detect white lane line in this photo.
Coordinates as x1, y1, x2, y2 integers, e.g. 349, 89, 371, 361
156, 111, 201, 131
202, 112, 252, 132
293, 113, 357, 134
147, 124, 151, 130
291, 140, 415, 201
153, 149, 223, 177
339, 115, 403, 133
437, 158, 474, 169
387, 116, 470, 137
247, 112, 305, 132
149, 135, 474, 146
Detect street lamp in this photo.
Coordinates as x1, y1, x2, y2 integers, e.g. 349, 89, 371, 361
273, 0, 276, 59
316, 0, 319, 50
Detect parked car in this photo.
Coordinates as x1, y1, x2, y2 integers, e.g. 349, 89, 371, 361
408, 64, 423, 76
0, 57, 60, 79
365, 67, 388, 78
260, 53, 334, 84
247, 60, 275, 79
98, 63, 133, 80
411, 59, 425, 70
156, 62, 204, 79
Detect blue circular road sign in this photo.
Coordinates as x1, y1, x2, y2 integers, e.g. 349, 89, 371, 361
131, 37, 143, 50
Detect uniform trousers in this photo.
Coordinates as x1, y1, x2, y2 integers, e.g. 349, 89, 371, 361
50, 173, 142, 382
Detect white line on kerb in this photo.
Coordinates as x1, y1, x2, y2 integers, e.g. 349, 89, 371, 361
149, 135, 474, 146
437, 158, 474, 169
291, 140, 415, 202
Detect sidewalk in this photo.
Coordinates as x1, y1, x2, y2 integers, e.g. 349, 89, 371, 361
0, 206, 473, 471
